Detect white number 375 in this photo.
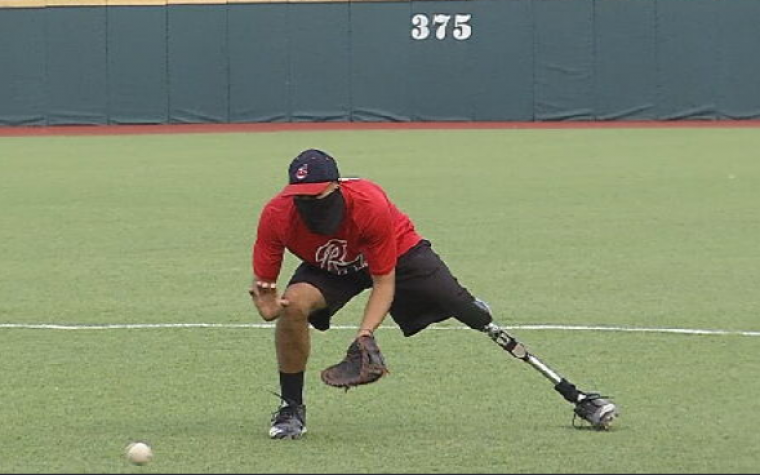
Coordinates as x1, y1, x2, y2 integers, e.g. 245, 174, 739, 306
411, 13, 473, 41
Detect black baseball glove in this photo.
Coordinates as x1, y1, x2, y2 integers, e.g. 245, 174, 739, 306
321, 335, 389, 390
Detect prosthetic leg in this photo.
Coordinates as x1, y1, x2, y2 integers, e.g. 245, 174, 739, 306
457, 299, 619, 430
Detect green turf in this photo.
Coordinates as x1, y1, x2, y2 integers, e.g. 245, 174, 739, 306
1, 128, 759, 473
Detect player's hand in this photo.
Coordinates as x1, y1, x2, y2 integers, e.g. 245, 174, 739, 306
249, 281, 290, 321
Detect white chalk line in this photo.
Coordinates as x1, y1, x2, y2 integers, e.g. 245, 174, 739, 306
0, 322, 758, 337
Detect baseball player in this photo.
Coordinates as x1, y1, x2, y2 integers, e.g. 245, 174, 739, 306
250, 149, 618, 440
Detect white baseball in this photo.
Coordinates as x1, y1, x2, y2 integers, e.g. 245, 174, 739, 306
126, 442, 153, 465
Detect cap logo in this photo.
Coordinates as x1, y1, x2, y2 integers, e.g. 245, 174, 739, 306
295, 164, 309, 181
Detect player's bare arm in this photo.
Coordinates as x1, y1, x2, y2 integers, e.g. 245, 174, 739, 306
321, 270, 394, 390
249, 277, 290, 321
356, 270, 395, 338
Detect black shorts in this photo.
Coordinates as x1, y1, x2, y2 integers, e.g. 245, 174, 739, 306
288, 239, 476, 336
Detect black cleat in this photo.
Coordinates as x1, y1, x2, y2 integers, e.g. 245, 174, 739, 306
269, 402, 307, 440
573, 392, 619, 430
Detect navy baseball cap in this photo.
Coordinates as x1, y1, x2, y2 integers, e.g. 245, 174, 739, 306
281, 149, 341, 196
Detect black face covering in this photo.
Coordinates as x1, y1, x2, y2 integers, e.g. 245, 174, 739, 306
294, 188, 345, 235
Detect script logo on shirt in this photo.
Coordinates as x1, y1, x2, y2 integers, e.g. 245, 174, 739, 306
315, 239, 367, 275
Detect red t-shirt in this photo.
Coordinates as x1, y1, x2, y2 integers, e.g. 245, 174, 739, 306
253, 179, 423, 282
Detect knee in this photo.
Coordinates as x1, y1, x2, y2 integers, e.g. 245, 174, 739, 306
280, 300, 310, 323
279, 284, 322, 324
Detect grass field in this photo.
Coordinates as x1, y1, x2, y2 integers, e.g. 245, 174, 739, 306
1, 127, 759, 473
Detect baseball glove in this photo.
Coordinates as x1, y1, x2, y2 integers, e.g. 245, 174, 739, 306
321, 335, 389, 390
573, 393, 619, 430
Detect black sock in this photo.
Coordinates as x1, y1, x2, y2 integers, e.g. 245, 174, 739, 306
279, 371, 304, 406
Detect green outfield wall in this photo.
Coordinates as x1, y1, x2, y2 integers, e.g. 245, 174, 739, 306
1, 0, 760, 125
